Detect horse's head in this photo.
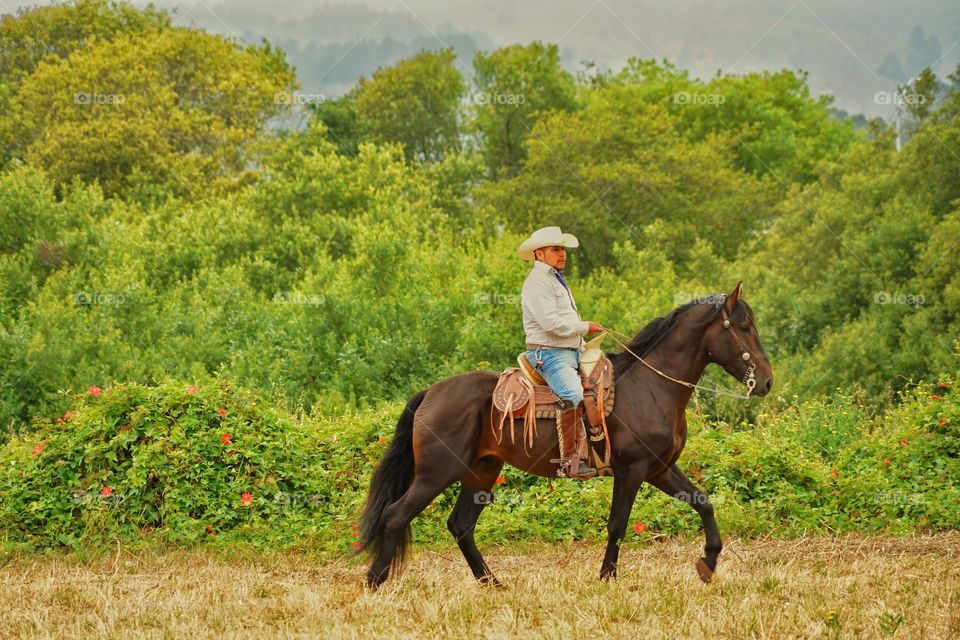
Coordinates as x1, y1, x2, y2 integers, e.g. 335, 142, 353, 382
702, 282, 773, 397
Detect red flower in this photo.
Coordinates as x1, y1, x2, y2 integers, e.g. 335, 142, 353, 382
186, 385, 198, 394
831, 469, 838, 478
633, 522, 648, 534
31, 441, 45, 456
495, 475, 506, 485
931, 395, 942, 400
899, 438, 908, 446
939, 417, 948, 427
56, 418, 63, 424
87, 385, 101, 397
755, 464, 762, 470
883, 459, 891, 466
101, 486, 113, 497
352, 541, 361, 553
240, 492, 253, 505
938, 382, 950, 389
222, 433, 232, 445
218, 407, 227, 418
63, 411, 71, 421
205, 524, 216, 535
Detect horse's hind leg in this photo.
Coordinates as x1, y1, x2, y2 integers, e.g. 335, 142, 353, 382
647, 463, 722, 583
447, 456, 504, 586
367, 471, 460, 589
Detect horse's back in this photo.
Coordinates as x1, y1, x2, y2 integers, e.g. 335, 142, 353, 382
414, 369, 499, 424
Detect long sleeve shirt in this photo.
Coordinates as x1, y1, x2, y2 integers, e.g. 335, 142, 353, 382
521, 260, 589, 349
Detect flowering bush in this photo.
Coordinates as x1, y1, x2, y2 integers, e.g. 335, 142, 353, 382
0, 374, 956, 555
0, 377, 344, 550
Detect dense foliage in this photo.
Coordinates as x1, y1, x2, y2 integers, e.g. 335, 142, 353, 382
0, 375, 955, 553
0, 1, 957, 551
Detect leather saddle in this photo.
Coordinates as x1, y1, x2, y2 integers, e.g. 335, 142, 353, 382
491, 336, 615, 472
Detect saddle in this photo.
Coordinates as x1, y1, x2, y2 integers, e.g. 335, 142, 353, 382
491, 336, 615, 475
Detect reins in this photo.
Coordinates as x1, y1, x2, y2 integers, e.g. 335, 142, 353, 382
602, 300, 758, 401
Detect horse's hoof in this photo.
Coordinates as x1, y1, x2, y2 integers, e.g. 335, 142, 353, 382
479, 574, 503, 588
600, 570, 617, 581
696, 557, 714, 584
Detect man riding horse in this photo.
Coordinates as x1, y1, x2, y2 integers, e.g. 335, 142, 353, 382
518, 226, 604, 480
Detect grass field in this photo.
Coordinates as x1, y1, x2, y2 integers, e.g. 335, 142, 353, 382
1, 534, 957, 639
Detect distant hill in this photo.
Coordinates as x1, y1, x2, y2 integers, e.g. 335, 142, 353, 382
86, 0, 960, 116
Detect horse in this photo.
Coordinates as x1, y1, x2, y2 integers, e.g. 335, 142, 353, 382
359, 281, 773, 588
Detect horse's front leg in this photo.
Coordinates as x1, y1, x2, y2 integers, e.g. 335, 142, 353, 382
647, 463, 722, 583
599, 463, 646, 580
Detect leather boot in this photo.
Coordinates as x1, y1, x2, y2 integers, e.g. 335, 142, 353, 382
557, 401, 597, 480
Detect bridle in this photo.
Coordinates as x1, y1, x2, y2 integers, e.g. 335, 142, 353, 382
716, 302, 758, 397
604, 295, 760, 400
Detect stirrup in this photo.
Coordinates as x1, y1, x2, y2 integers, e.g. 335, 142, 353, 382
573, 463, 598, 480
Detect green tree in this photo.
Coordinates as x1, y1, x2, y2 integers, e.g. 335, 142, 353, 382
603, 60, 857, 184
0, 0, 170, 117
352, 48, 466, 163
478, 84, 779, 273
899, 67, 940, 123
471, 42, 578, 177
0, 27, 296, 198
309, 89, 363, 157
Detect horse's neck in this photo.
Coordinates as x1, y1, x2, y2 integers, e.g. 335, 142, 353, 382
624, 313, 711, 405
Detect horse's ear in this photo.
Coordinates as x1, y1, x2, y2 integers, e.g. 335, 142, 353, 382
725, 281, 743, 311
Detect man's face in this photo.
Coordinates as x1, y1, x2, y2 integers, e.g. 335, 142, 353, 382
536, 245, 567, 270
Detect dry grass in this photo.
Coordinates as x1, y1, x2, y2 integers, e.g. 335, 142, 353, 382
1, 534, 958, 639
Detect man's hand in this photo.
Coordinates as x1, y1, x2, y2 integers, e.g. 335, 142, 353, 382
586, 321, 604, 336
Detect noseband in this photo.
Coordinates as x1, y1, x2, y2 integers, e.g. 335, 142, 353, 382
715, 297, 758, 398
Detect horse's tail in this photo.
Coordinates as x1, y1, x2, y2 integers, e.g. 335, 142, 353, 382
358, 388, 427, 571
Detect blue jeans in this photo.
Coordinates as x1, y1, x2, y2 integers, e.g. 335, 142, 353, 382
526, 348, 583, 405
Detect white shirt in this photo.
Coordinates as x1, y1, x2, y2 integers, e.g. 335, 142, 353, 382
521, 260, 589, 349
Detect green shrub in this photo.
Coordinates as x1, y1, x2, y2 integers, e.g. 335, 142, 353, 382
1, 374, 956, 556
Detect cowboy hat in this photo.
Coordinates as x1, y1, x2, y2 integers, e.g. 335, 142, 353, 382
517, 226, 580, 261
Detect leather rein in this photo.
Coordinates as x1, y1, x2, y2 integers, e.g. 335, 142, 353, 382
602, 297, 759, 400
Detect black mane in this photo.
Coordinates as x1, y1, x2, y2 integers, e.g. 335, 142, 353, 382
606, 297, 723, 379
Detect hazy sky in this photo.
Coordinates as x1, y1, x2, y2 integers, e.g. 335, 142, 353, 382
10, 0, 960, 115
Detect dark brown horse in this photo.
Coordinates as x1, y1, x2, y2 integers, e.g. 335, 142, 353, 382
359, 282, 773, 588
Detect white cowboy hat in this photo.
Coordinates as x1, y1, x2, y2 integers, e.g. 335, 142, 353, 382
517, 226, 580, 261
